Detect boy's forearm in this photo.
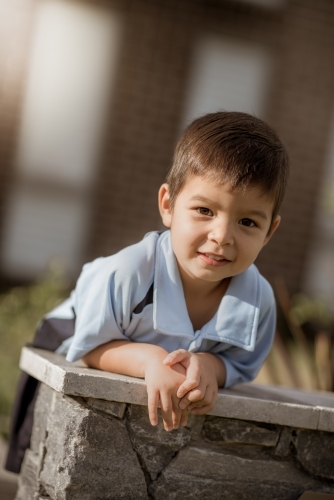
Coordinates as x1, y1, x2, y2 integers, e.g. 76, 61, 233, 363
196, 352, 226, 387
83, 340, 169, 378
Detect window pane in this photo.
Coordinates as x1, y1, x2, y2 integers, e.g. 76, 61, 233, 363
16, 0, 121, 188
1, 0, 122, 279
182, 35, 272, 128
304, 112, 334, 298
1, 186, 89, 278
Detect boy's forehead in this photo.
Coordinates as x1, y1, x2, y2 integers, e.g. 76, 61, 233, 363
174, 174, 276, 218
178, 174, 272, 201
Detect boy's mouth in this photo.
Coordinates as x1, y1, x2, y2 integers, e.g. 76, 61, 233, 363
204, 253, 226, 261
197, 252, 231, 266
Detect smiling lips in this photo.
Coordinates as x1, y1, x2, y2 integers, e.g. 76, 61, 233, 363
198, 252, 231, 267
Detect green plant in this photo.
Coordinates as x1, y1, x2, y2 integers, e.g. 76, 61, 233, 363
255, 280, 334, 392
0, 259, 70, 436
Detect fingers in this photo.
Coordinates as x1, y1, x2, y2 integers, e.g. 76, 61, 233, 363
148, 391, 184, 431
186, 387, 206, 402
170, 393, 181, 429
172, 409, 182, 429
176, 362, 201, 399
147, 389, 159, 426
163, 349, 190, 366
180, 387, 217, 415
162, 394, 187, 431
151, 394, 190, 431
160, 392, 173, 432
168, 400, 188, 430
190, 403, 215, 415
158, 396, 190, 430
179, 384, 206, 409
177, 377, 201, 401
180, 409, 189, 427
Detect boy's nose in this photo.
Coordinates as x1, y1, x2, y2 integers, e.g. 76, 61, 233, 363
209, 222, 234, 247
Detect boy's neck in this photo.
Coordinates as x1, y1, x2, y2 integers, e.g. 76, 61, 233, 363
178, 267, 231, 331
182, 275, 230, 300
177, 262, 230, 298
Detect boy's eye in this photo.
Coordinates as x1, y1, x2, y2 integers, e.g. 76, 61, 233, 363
239, 218, 256, 227
197, 207, 213, 216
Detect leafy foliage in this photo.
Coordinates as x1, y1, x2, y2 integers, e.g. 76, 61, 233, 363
0, 260, 70, 434
255, 280, 334, 391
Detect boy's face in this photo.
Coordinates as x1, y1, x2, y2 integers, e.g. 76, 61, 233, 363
158, 175, 280, 289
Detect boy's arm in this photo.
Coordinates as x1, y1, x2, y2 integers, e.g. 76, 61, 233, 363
83, 339, 167, 378
83, 340, 189, 431
66, 232, 159, 364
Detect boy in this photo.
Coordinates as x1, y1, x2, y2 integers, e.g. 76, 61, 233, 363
49, 111, 289, 432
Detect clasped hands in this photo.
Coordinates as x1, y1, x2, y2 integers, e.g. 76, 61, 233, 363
144, 349, 220, 432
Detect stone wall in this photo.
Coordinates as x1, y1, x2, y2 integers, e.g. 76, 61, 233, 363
16, 384, 334, 500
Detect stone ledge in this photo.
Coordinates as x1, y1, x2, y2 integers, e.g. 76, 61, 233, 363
20, 347, 334, 432
16, 384, 334, 500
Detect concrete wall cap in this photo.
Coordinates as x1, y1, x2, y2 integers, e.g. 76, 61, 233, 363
20, 347, 334, 433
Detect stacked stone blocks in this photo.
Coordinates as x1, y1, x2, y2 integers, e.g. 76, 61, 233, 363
16, 383, 334, 500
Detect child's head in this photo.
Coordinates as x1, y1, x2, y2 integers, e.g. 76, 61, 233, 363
166, 111, 289, 222
158, 112, 289, 288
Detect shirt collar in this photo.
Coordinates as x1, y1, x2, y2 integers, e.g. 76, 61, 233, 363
153, 231, 260, 352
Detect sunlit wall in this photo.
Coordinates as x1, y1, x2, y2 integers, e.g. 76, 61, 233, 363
304, 112, 334, 304
0, 0, 334, 294
1, 0, 121, 279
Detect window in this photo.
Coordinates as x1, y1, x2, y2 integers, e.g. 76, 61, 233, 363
1, 0, 122, 278
182, 34, 273, 128
304, 111, 334, 299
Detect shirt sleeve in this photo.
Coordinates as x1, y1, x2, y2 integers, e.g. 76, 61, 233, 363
66, 232, 158, 362
65, 258, 129, 362
214, 284, 276, 388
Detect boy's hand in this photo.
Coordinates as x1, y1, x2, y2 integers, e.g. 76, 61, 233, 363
144, 356, 189, 431
83, 340, 189, 431
163, 350, 226, 415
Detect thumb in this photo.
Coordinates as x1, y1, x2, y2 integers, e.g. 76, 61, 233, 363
163, 349, 190, 366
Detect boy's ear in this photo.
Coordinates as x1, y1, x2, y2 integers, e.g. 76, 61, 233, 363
263, 215, 281, 246
158, 183, 172, 227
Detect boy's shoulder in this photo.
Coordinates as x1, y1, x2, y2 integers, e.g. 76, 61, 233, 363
232, 264, 275, 315
76, 231, 161, 304
254, 266, 275, 311
82, 231, 159, 274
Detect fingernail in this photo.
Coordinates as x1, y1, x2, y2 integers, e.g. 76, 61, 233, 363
179, 403, 186, 409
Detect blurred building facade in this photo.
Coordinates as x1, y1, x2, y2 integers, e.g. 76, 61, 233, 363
0, 0, 334, 296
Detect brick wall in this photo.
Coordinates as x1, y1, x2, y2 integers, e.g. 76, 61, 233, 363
0, 0, 38, 282
1, 0, 334, 293
258, 0, 334, 292
88, 0, 282, 258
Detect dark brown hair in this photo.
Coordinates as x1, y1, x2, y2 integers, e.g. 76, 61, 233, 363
166, 112, 289, 220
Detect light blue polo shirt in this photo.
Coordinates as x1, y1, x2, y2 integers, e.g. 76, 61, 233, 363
52, 230, 276, 387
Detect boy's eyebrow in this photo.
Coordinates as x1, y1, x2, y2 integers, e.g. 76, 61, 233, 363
246, 210, 269, 221
189, 195, 269, 220
189, 195, 215, 204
